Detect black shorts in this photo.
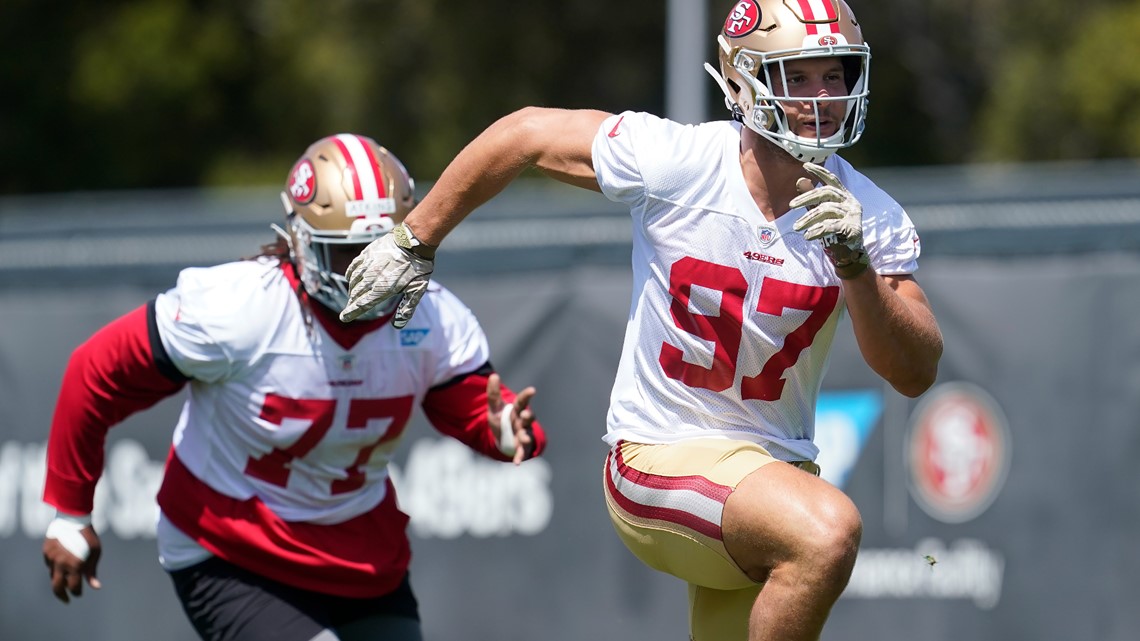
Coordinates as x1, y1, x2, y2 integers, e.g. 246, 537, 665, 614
169, 556, 420, 641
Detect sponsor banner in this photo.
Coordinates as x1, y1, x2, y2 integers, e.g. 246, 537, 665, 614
5, 254, 1140, 641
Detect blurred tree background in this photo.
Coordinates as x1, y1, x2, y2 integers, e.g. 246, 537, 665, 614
2, 0, 1138, 195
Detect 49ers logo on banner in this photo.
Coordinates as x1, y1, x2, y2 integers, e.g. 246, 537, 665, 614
906, 382, 1011, 524
289, 159, 316, 204
724, 1, 761, 37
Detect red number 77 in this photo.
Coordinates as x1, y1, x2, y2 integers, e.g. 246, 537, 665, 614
659, 257, 838, 401
244, 394, 414, 494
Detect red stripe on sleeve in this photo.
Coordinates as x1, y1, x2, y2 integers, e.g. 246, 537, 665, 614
43, 305, 186, 514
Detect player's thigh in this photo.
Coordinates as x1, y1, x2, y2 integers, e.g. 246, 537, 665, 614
722, 457, 861, 581
602, 438, 783, 591
168, 556, 329, 641
335, 615, 423, 641
330, 573, 422, 641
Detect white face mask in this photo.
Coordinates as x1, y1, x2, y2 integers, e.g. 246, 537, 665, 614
286, 215, 395, 321
706, 35, 871, 163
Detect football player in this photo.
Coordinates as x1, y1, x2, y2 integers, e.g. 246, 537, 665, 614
338, 1, 943, 640
41, 134, 547, 641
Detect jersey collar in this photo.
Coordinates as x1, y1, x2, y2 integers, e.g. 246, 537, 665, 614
280, 261, 394, 349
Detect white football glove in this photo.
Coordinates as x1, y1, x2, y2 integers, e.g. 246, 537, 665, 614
791, 162, 869, 279
341, 222, 435, 326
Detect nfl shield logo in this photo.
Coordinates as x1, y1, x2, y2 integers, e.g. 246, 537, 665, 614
758, 226, 776, 247
338, 354, 355, 371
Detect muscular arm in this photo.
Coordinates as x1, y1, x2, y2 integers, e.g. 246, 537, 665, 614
842, 272, 943, 397
405, 107, 611, 246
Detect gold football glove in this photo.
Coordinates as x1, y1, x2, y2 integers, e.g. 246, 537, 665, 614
341, 222, 436, 326
791, 162, 869, 280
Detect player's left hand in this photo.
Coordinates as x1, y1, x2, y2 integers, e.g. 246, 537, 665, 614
486, 373, 537, 465
791, 162, 869, 279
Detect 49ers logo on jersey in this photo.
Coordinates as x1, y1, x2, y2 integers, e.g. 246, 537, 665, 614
724, 1, 761, 37
907, 382, 1011, 524
289, 159, 316, 204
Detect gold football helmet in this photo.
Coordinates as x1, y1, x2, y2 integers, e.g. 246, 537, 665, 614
705, 0, 871, 163
280, 134, 416, 319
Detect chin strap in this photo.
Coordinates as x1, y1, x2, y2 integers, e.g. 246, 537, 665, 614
704, 62, 733, 104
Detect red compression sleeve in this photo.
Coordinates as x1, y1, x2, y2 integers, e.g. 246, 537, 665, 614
43, 302, 186, 514
421, 368, 547, 462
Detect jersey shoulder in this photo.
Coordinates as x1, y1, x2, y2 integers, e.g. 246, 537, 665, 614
827, 155, 908, 224
827, 156, 921, 273
595, 111, 737, 207
157, 259, 298, 359
405, 281, 482, 338
616, 111, 734, 169
392, 280, 490, 383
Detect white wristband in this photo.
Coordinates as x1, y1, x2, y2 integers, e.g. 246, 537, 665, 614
46, 512, 92, 561
498, 403, 516, 455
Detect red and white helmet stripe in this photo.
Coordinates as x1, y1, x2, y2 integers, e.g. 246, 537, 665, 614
332, 133, 389, 201
796, 0, 840, 35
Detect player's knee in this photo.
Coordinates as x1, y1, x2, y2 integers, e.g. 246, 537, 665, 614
798, 494, 862, 583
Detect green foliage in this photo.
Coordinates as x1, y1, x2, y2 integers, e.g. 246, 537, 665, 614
0, 0, 666, 193
1, 0, 1137, 194
974, 1, 1140, 161
1060, 3, 1140, 158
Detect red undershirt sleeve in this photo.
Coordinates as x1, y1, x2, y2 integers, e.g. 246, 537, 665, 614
43, 301, 188, 515
421, 364, 547, 462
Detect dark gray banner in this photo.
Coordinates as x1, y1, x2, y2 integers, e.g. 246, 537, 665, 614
3, 247, 1139, 640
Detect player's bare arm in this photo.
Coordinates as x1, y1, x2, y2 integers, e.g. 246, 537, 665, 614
404, 107, 610, 246
791, 162, 942, 397
341, 108, 610, 324
842, 272, 943, 397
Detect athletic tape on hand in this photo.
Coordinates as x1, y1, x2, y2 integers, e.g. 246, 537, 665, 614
498, 403, 516, 455
46, 514, 91, 562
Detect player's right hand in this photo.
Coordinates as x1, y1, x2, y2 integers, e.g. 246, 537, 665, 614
341, 223, 435, 326
43, 515, 102, 604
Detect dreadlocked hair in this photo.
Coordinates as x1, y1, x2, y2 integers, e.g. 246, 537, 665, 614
244, 235, 291, 262
240, 234, 315, 335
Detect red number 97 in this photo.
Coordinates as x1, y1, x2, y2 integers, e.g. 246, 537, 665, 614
659, 257, 838, 401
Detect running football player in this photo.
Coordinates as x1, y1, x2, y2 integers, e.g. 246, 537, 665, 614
42, 134, 547, 641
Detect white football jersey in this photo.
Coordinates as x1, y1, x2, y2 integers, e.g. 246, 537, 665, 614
593, 112, 920, 461
152, 258, 488, 541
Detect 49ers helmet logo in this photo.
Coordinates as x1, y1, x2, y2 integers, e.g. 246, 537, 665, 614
724, 1, 761, 37
288, 159, 316, 205
907, 382, 1011, 524
818, 35, 839, 46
